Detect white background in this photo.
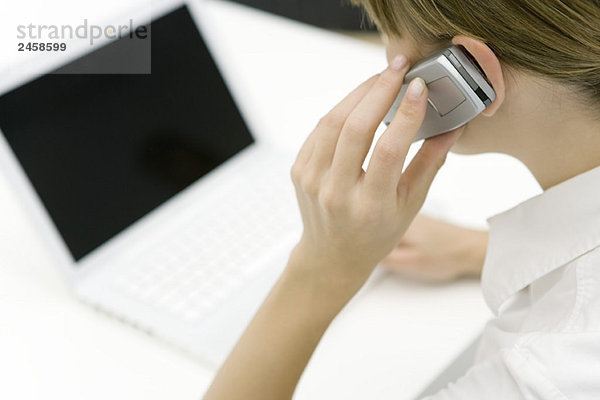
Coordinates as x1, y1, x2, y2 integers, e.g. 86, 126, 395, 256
0, 0, 541, 399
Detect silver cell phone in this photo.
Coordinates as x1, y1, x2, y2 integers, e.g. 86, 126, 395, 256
384, 45, 496, 142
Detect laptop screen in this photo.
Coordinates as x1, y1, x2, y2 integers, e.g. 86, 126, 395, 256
0, 6, 255, 261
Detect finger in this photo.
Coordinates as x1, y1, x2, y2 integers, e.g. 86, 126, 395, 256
304, 75, 379, 173
292, 130, 319, 172
364, 77, 428, 194
293, 75, 379, 172
330, 56, 409, 185
401, 127, 463, 208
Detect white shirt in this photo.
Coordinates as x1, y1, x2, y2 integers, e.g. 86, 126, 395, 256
426, 165, 600, 399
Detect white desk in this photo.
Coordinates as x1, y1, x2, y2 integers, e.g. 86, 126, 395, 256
0, 1, 541, 399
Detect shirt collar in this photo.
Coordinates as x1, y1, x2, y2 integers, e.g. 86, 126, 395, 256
481, 165, 600, 315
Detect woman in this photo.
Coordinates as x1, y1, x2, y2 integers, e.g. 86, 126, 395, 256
204, 0, 600, 398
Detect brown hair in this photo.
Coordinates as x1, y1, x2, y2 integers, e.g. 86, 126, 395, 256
349, 0, 600, 106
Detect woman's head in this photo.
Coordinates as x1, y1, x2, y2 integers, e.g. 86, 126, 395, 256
350, 0, 600, 164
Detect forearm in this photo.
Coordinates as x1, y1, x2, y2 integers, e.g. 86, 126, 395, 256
203, 59, 460, 400
202, 252, 358, 400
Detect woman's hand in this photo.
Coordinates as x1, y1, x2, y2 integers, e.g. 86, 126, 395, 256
288, 56, 463, 296
381, 214, 488, 282
204, 57, 463, 400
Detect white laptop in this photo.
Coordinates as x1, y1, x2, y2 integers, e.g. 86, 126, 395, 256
0, 1, 302, 366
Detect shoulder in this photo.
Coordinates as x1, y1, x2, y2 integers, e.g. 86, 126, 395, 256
518, 245, 600, 334
470, 246, 600, 399
559, 244, 600, 332
423, 329, 600, 400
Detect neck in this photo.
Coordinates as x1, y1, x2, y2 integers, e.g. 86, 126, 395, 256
499, 80, 600, 190
513, 110, 600, 191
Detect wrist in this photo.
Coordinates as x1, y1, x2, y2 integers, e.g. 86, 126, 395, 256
283, 244, 370, 310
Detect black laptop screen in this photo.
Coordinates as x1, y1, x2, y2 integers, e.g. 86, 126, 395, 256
0, 6, 255, 261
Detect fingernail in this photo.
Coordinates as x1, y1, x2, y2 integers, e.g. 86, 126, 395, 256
407, 77, 426, 99
390, 55, 407, 71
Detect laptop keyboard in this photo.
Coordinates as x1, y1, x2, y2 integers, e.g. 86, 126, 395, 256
113, 163, 301, 323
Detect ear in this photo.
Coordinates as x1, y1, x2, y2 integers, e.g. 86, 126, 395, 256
452, 35, 505, 117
